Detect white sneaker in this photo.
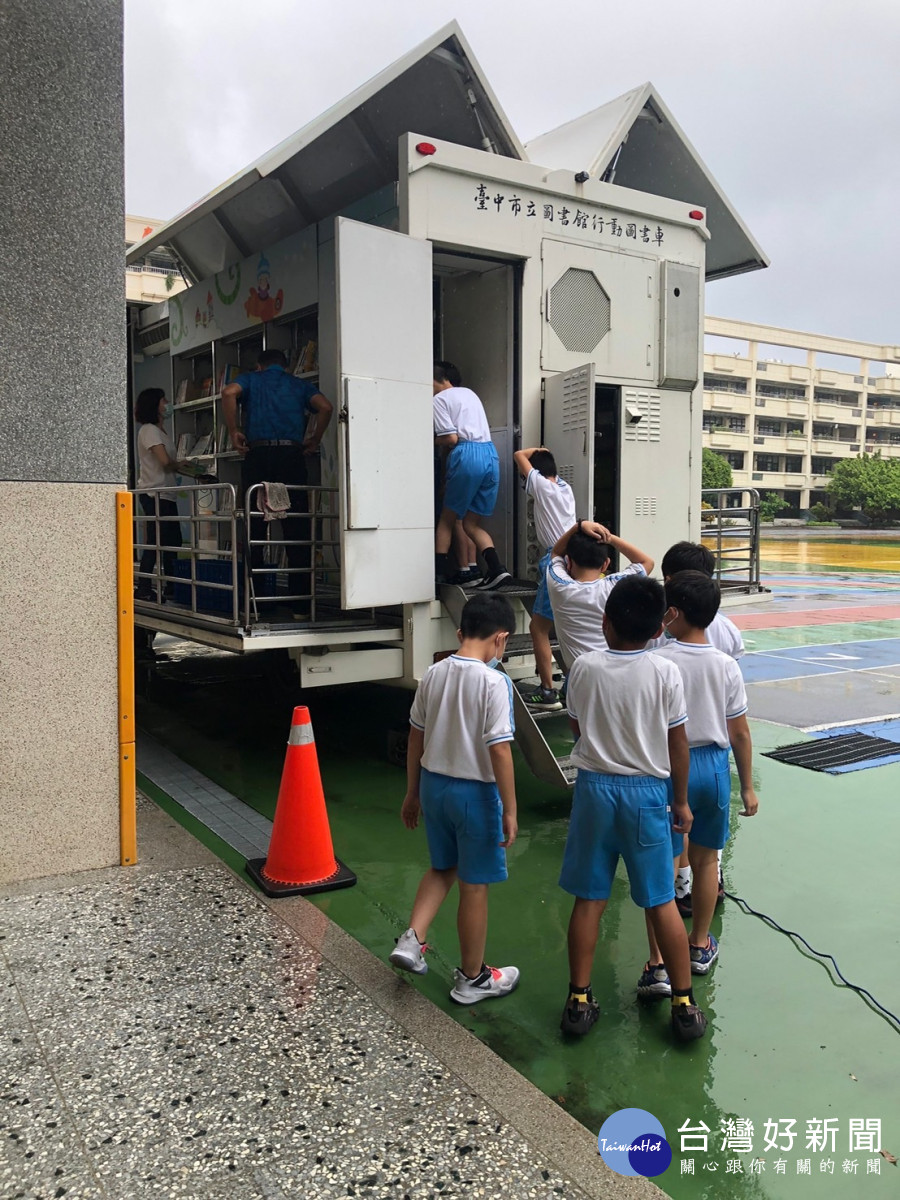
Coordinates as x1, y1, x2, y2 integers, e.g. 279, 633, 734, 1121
389, 928, 428, 975
450, 964, 520, 1005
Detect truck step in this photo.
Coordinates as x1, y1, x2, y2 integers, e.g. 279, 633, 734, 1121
502, 633, 559, 659
554, 755, 579, 785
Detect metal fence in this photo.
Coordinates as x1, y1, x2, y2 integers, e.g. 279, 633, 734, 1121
132, 481, 341, 628
700, 487, 762, 593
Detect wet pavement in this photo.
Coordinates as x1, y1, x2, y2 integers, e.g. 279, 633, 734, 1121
5, 536, 900, 1198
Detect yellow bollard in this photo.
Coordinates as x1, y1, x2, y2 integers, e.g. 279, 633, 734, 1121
116, 492, 137, 866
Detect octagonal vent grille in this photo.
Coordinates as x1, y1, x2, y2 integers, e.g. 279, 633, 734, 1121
547, 268, 611, 353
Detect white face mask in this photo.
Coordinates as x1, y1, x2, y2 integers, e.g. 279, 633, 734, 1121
662, 610, 678, 639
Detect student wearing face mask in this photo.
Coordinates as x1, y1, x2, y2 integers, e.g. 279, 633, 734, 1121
389, 593, 521, 1006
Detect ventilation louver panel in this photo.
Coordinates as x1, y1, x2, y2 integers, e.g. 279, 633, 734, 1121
547, 269, 611, 354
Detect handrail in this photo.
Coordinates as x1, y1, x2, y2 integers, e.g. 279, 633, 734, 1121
700, 487, 762, 593
132, 481, 341, 630
242, 483, 340, 626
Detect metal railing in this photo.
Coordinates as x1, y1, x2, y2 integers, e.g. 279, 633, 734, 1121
243, 483, 340, 625
132, 481, 342, 629
701, 487, 762, 593
133, 483, 240, 624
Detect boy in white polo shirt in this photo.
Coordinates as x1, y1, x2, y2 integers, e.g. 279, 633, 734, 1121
513, 446, 576, 710
547, 521, 654, 670
650, 541, 745, 916
433, 362, 510, 590
638, 571, 758, 993
559, 575, 707, 1043
390, 592, 521, 1005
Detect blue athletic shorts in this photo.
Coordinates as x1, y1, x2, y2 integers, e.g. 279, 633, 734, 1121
420, 768, 507, 884
670, 743, 732, 855
532, 550, 554, 620
559, 770, 675, 908
443, 441, 500, 518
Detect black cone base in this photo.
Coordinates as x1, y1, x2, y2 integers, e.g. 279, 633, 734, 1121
246, 857, 357, 898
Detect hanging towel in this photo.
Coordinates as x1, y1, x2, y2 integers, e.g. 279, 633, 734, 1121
258, 481, 291, 522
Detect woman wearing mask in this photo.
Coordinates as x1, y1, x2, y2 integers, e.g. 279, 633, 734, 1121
134, 387, 183, 600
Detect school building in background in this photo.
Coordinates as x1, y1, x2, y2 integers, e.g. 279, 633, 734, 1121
702, 316, 900, 514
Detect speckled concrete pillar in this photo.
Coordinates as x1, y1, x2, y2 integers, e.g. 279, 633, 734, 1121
0, 1, 126, 882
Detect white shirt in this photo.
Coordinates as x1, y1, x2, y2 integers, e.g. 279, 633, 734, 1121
648, 612, 745, 660
651, 641, 747, 748
432, 386, 492, 443
567, 649, 687, 778
547, 560, 647, 668
707, 613, 745, 659
410, 654, 515, 782
137, 423, 177, 489
525, 469, 576, 550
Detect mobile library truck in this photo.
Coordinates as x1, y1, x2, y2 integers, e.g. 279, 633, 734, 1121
128, 22, 767, 785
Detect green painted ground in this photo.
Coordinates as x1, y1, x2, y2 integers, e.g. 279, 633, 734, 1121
138, 653, 900, 1197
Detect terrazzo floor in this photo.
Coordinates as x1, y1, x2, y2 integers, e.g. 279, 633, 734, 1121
0, 801, 646, 1200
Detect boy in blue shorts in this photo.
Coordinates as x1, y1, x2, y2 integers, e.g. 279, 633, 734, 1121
559, 575, 707, 1042
639, 571, 758, 991
433, 362, 510, 590
389, 592, 521, 1005
513, 445, 576, 710
651, 541, 745, 915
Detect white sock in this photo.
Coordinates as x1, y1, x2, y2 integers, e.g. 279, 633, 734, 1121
675, 867, 692, 898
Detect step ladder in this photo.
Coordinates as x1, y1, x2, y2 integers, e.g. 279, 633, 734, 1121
439, 582, 576, 789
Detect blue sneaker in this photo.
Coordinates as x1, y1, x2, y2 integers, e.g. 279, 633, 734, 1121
690, 934, 719, 975
637, 962, 672, 998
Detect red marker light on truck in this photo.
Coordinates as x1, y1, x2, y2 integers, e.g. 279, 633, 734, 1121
689, 210, 704, 220
416, 142, 437, 155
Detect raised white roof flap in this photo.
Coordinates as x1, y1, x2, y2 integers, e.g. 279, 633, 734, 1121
527, 83, 768, 281
126, 22, 524, 279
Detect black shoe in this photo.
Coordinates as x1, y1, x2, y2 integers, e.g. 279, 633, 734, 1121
671, 1003, 708, 1042
560, 995, 600, 1036
675, 892, 692, 919
478, 567, 512, 590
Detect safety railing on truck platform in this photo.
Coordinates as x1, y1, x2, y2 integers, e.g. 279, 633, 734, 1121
700, 487, 762, 593
132, 481, 343, 630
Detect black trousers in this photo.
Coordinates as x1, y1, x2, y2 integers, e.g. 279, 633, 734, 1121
242, 445, 311, 600
137, 494, 181, 593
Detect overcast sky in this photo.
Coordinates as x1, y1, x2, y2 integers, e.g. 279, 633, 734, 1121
125, 0, 899, 350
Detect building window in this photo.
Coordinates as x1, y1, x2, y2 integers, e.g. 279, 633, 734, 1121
703, 414, 746, 433
703, 376, 748, 395
723, 452, 745, 470
756, 419, 782, 436
810, 457, 833, 475
755, 454, 780, 472
783, 455, 804, 473
814, 388, 860, 404
813, 423, 836, 438
756, 384, 807, 401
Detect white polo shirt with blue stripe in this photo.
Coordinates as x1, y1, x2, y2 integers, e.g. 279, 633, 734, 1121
651, 641, 748, 748
410, 654, 515, 782
547, 559, 647, 669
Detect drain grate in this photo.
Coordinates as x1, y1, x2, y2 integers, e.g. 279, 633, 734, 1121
764, 732, 900, 772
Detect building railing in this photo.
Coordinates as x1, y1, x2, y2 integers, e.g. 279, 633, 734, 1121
701, 487, 761, 593
132, 481, 342, 629
126, 262, 174, 276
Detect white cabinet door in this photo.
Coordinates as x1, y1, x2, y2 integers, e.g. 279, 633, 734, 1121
543, 363, 595, 519
541, 239, 657, 382
335, 218, 434, 609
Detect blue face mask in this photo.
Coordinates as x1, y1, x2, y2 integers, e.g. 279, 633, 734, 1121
486, 656, 501, 670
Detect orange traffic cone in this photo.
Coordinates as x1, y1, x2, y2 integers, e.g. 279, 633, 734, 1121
246, 706, 356, 897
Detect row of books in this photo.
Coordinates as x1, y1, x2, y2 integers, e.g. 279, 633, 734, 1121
290, 339, 318, 375
176, 426, 235, 460
174, 363, 241, 405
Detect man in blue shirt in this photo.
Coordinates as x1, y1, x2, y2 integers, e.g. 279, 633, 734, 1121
223, 349, 332, 617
